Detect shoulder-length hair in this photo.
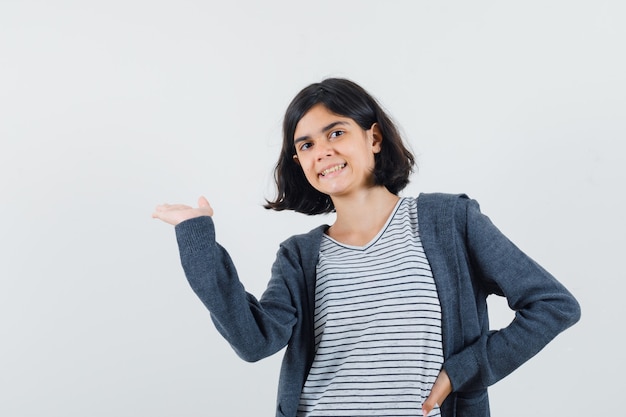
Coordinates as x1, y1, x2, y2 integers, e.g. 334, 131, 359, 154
264, 78, 415, 215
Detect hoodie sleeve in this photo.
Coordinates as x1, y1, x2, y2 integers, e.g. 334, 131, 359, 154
443, 197, 581, 392
174, 216, 298, 362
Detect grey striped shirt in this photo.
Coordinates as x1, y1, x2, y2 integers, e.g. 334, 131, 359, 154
298, 197, 443, 417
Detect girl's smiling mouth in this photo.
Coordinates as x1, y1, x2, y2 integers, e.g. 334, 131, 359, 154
319, 163, 347, 177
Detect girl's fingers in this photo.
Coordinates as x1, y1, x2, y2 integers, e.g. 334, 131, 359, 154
422, 369, 451, 416
154, 203, 191, 212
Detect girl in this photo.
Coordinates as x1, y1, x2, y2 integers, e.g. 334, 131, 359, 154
152, 78, 580, 417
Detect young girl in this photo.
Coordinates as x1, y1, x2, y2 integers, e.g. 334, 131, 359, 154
152, 78, 580, 417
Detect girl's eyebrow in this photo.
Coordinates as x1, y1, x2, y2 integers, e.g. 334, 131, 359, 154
294, 121, 349, 145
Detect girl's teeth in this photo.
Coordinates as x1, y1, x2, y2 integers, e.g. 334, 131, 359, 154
322, 164, 345, 176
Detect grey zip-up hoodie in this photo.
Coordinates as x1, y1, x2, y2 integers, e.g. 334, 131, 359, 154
174, 193, 580, 417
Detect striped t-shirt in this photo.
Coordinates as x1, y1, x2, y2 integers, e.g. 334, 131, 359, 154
297, 197, 443, 417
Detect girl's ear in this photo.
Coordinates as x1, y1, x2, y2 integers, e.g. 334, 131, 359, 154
292, 154, 301, 165
370, 123, 383, 154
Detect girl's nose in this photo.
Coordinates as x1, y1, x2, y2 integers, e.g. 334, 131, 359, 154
316, 143, 333, 160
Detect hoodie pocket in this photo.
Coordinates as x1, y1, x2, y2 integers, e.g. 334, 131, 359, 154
455, 389, 489, 415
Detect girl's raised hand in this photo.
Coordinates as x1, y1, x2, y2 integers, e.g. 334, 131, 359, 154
152, 196, 214, 226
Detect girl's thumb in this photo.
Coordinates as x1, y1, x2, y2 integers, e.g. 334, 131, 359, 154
198, 196, 211, 208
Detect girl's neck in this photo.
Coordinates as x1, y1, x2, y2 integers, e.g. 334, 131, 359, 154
327, 186, 400, 246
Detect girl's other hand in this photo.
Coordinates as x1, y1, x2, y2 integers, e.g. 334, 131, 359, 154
422, 368, 452, 416
152, 196, 214, 226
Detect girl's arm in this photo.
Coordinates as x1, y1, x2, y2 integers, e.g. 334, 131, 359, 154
444, 197, 581, 392
153, 197, 298, 361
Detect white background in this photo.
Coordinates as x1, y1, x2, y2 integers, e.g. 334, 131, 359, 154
1, 1, 624, 416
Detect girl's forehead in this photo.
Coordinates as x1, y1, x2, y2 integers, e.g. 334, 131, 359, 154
295, 105, 354, 135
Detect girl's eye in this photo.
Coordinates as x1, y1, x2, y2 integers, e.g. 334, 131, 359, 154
330, 130, 345, 139
299, 142, 313, 151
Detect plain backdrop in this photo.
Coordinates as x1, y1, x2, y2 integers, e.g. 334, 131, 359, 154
1, 1, 624, 416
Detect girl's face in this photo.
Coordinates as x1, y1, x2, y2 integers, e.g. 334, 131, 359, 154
293, 104, 382, 199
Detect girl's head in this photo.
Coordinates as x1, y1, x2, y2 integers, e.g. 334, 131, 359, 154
265, 78, 415, 215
